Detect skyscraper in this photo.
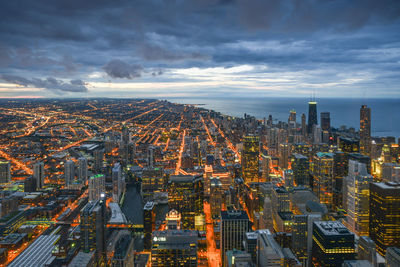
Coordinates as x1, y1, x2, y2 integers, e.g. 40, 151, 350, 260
242, 135, 259, 184
345, 160, 373, 236
88, 174, 106, 201
311, 221, 355, 267
369, 182, 400, 256
0, 161, 11, 184
33, 161, 45, 190
80, 198, 107, 265
307, 100, 317, 134
291, 154, 309, 187
320, 112, 331, 131
143, 201, 155, 250
220, 209, 250, 266
64, 160, 75, 186
112, 162, 122, 202
360, 105, 371, 156
93, 149, 104, 172
78, 157, 88, 183
301, 113, 307, 137
312, 152, 334, 209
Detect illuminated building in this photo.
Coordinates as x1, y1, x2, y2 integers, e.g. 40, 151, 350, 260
360, 105, 371, 156
357, 236, 377, 266
339, 137, 360, 153
225, 249, 253, 267
0, 161, 11, 184
320, 112, 330, 131
349, 153, 371, 174
242, 135, 259, 184
278, 143, 290, 169
88, 174, 106, 201
141, 168, 165, 202
307, 101, 317, 134
78, 157, 88, 183
369, 182, 400, 256
291, 154, 309, 187
220, 209, 250, 267
151, 230, 198, 267
112, 162, 122, 202
168, 175, 196, 229
313, 124, 322, 144
111, 231, 134, 267
291, 143, 311, 158
210, 177, 223, 219
386, 247, 400, 267
33, 161, 45, 190
93, 149, 104, 172
143, 201, 155, 250
244, 232, 258, 263
333, 152, 348, 210
147, 145, 155, 168
344, 161, 372, 236
165, 209, 181, 230
80, 198, 107, 265
64, 160, 75, 186
289, 109, 296, 123
193, 176, 205, 231
381, 163, 400, 183
312, 152, 334, 210
291, 215, 307, 263
311, 221, 355, 267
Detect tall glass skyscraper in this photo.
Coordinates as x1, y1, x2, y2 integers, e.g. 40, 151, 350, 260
307, 101, 318, 134
360, 105, 371, 156
242, 135, 259, 184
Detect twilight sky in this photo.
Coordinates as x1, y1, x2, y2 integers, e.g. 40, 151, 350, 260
0, 0, 399, 98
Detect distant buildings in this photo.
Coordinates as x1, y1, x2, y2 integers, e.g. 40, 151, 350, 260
307, 101, 317, 134
320, 112, 330, 131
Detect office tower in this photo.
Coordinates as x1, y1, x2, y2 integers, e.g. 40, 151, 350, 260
168, 175, 196, 229
80, 198, 107, 265
93, 149, 104, 172
349, 153, 371, 174
313, 125, 322, 144
289, 110, 296, 123
292, 215, 307, 263
312, 152, 334, 210
344, 160, 373, 236
278, 143, 290, 169
301, 113, 307, 138
111, 231, 135, 267
291, 154, 309, 187
386, 247, 400, 267
257, 229, 285, 267
333, 152, 348, 210
360, 105, 371, 156
121, 126, 130, 144
307, 100, 317, 134
210, 177, 223, 219
244, 232, 258, 264
126, 142, 136, 165
242, 135, 259, 184
24, 176, 36, 192
369, 182, 400, 256
271, 186, 291, 233
311, 221, 355, 267
381, 163, 400, 183
267, 115, 273, 127
143, 202, 155, 250
147, 145, 155, 168
339, 137, 360, 153
193, 176, 205, 231
33, 161, 45, 190
112, 162, 122, 202
358, 236, 377, 266
88, 174, 106, 201
64, 160, 75, 186
0, 161, 11, 184
78, 157, 88, 183
320, 112, 330, 131
166, 209, 181, 230
141, 168, 164, 202
220, 209, 250, 266
151, 230, 198, 267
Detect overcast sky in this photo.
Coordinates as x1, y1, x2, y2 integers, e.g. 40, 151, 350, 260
0, 0, 399, 98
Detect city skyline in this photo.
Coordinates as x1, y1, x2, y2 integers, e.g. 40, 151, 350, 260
0, 1, 400, 98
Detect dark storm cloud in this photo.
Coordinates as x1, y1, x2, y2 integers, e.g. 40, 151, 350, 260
0, 0, 399, 96
0, 74, 88, 92
103, 59, 143, 79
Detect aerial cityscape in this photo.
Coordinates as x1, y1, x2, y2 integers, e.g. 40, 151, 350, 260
1, 0, 400, 267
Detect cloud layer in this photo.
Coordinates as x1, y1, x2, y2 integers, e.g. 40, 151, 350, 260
0, 0, 399, 97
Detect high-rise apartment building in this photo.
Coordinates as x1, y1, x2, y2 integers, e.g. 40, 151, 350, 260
78, 157, 88, 183
369, 182, 400, 256
33, 161, 45, 190
88, 174, 106, 202
0, 161, 11, 184
64, 160, 75, 186
93, 149, 104, 172
360, 105, 371, 156
242, 135, 259, 184
112, 162, 122, 202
